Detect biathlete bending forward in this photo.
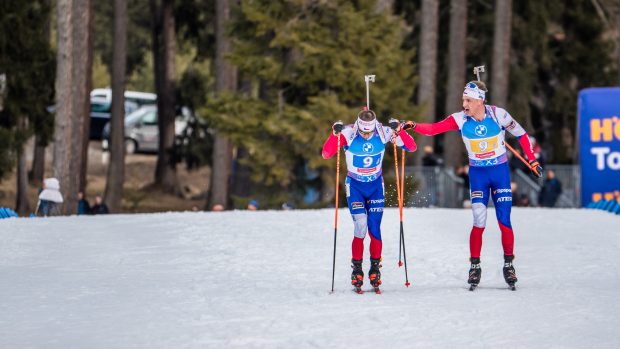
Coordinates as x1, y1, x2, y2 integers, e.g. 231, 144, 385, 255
401, 81, 542, 289
322, 109, 417, 289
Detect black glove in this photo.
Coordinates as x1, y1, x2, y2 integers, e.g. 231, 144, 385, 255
388, 118, 401, 131
402, 120, 417, 131
529, 160, 543, 178
332, 120, 344, 135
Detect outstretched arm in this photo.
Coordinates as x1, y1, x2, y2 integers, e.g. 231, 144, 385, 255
405, 115, 459, 136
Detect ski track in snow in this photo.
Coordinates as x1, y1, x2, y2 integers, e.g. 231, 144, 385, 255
0, 208, 619, 348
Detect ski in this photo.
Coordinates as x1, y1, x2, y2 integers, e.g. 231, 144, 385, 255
469, 284, 478, 291
353, 287, 364, 294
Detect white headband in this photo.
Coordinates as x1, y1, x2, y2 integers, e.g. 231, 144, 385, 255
463, 87, 485, 100
357, 118, 377, 133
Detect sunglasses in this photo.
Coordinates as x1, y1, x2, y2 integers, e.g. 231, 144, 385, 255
465, 82, 478, 89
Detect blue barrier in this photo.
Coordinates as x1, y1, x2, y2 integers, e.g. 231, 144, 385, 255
588, 201, 620, 216
0, 207, 18, 219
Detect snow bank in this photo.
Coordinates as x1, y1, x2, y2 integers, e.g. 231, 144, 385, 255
0, 208, 618, 348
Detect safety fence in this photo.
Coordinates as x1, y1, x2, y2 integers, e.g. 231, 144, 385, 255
401, 165, 581, 208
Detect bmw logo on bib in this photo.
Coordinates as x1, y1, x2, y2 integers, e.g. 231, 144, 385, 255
475, 125, 487, 137
363, 143, 374, 153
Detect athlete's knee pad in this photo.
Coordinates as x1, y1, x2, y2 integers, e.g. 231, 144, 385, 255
471, 202, 488, 228
352, 213, 368, 239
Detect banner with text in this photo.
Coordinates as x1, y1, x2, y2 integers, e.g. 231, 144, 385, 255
579, 87, 620, 207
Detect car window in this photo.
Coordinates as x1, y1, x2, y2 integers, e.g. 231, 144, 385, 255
124, 101, 139, 115
142, 111, 158, 125
91, 102, 110, 112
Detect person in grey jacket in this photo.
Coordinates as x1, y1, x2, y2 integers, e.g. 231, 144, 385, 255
37, 178, 64, 216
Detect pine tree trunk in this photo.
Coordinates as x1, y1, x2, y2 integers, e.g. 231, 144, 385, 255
30, 0, 52, 188
53, 0, 75, 215
491, 0, 512, 107
416, 0, 439, 165
30, 136, 46, 187
152, 0, 179, 193
80, 0, 94, 193
208, 0, 238, 210
104, 0, 127, 213
72, 0, 92, 196
443, 0, 468, 168
16, 117, 30, 216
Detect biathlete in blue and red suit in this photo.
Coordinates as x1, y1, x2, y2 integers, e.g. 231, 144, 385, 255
400, 81, 543, 288
322, 109, 417, 289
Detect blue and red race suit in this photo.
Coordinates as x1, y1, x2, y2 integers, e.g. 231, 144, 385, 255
323, 122, 416, 260
413, 105, 536, 258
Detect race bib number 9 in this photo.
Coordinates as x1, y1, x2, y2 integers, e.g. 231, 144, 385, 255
353, 154, 381, 168
469, 136, 499, 154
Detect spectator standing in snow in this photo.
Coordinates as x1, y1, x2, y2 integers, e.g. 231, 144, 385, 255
91, 195, 110, 214
247, 199, 258, 211
538, 170, 563, 207
457, 165, 470, 207
77, 192, 91, 215
421, 145, 443, 167
37, 178, 64, 217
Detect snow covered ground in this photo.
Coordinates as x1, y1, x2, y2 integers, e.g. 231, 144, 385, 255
0, 208, 619, 348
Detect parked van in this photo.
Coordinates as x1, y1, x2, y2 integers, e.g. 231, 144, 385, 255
90, 88, 157, 107
89, 96, 139, 140
101, 105, 190, 154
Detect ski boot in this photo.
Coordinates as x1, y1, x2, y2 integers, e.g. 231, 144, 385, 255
351, 259, 364, 293
468, 257, 481, 291
503, 255, 518, 290
368, 258, 382, 292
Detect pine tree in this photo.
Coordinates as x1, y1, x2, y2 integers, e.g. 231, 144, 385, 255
0, 1, 55, 214
200, 0, 417, 207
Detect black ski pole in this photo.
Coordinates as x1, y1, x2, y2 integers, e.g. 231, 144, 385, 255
331, 135, 341, 293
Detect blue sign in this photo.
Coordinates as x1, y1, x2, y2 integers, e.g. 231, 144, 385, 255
578, 88, 620, 207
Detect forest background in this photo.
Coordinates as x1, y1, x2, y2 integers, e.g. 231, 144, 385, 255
0, 0, 618, 214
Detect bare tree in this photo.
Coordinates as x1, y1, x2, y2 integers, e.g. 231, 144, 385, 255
30, 0, 52, 188
443, 0, 468, 168
104, 0, 127, 212
151, 0, 179, 193
79, 0, 94, 193
591, 0, 620, 83
16, 118, 30, 215
53, 0, 75, 214
416, 0, 439, 165
208, 0, 238, 210
72, 0, 93, 195
30, 137, 46, 187
491, 0, 513, 107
